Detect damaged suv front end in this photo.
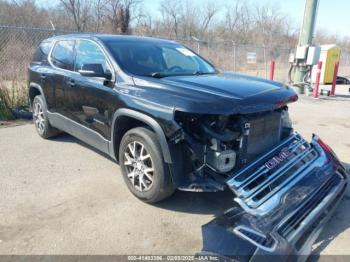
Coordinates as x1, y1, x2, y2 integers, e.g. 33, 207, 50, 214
163, 80, 348, 260
173, 106, 294, 183
131, 66, 347, 259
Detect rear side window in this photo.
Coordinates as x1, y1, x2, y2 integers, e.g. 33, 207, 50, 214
50, 40, 75, 70
32, 41, 53, 62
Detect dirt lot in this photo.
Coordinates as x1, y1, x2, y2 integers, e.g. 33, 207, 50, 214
0, 86, 350, 257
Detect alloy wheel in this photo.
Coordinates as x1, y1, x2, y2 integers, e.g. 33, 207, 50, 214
124, 141, 154, 192
33, 101, 45, 135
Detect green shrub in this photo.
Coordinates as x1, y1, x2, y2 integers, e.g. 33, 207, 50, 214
0, 86, 15, 120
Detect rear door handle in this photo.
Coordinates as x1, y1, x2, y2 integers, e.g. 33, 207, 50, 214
67, 79, 75, 87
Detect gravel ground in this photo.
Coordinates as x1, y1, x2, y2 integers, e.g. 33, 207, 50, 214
0, 86, 350, 257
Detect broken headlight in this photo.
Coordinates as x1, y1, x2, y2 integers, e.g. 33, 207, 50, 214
281, 108, 293, 139
174, 111, 240, 174
281, 109, 292, 129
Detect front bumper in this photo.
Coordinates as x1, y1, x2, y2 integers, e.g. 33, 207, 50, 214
200, 134, 348, 261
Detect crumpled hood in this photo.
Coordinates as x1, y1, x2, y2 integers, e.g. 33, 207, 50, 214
132, 72, 298, 115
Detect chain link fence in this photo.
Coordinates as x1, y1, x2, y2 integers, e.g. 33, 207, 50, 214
0, 25, 74, 111
1, 25, 350, 111
0, 26, 74, 79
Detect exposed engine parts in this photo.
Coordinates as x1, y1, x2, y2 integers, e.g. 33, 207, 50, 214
206, 149, 236, 173
174, 107, 293, 177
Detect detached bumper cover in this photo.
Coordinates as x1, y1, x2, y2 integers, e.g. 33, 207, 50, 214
200, 134, 348, 261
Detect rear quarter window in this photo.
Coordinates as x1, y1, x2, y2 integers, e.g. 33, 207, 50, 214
32, 41, 53, 63
50, 40, 75, 70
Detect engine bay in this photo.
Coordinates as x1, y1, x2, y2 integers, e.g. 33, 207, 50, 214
173, 107, 293, 182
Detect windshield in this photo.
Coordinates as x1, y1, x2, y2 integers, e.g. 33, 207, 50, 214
104, 41, 217, 77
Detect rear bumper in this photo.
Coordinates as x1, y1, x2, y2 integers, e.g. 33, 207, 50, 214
200, 134, 348, 261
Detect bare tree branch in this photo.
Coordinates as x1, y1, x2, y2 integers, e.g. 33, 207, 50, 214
59, 0, 91, 31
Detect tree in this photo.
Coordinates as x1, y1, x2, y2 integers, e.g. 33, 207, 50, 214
197, 1, 219, 39
221, 1, 252, 44
93, 0, 105, 32
159, 0, 182, 38
105, 0, 142, 34
133, 9, 154, 36
59, 0, 91, 31
0, 0, 49, 27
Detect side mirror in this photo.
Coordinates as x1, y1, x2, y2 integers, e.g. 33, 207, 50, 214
78, 63, 112, 80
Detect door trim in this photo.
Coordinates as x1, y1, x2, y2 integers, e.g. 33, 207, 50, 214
46, 109, 172, 164
47, 111, 111, 157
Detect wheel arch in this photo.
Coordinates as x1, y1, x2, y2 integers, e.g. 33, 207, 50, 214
110, 108, 172, 164
29, 83, 46, 107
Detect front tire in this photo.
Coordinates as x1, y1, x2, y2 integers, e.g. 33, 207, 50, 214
32, 95, 60, 139
119, 127, 175, 203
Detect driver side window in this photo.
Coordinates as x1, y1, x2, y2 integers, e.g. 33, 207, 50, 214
74, 40, 111, 73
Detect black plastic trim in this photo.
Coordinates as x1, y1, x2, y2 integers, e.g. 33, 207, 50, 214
29, 82, 46, 107
110, 108, 172, 163
47, 111, 110, 155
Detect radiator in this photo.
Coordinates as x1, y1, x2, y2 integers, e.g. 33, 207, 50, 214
247, 112, 282, 157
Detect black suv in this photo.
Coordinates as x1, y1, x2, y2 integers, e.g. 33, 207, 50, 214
29, 34, 347, 258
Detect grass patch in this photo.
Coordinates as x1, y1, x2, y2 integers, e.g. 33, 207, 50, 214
0, 79, 28, 120
0, 86, 14, 120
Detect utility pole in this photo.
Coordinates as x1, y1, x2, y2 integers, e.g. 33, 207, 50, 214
294, 0, 319, 94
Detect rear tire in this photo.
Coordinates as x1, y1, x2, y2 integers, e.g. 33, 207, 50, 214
119, 127, 175, 203
32, 95, 61, 139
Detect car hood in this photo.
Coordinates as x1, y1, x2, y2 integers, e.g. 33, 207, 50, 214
131, 72, 298, 115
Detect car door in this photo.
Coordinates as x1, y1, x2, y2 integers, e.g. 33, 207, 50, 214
66, 39, 116, 141
48, 39, 76, 116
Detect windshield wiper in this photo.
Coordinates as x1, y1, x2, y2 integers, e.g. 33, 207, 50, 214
149, 71, 216, 78
149, 72, 168, 78
193, 71, 217, 75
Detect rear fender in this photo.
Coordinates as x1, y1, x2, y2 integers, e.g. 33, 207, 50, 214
29, 82, 46, 107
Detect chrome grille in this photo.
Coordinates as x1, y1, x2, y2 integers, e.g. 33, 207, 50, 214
227, 134, 319, 211
278, 173, 341, 240
234, 226, 276, 251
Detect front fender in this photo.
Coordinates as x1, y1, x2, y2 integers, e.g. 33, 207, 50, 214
110, 108, 172, 163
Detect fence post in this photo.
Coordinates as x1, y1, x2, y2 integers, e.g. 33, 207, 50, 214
263, 46, 267, 78
269, 60, 275, 80
49, 20, 56, 36
313, 61, 322, 98
191, 36, 200, 54
232, 41, 236, 72
330, 60, 339, 96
